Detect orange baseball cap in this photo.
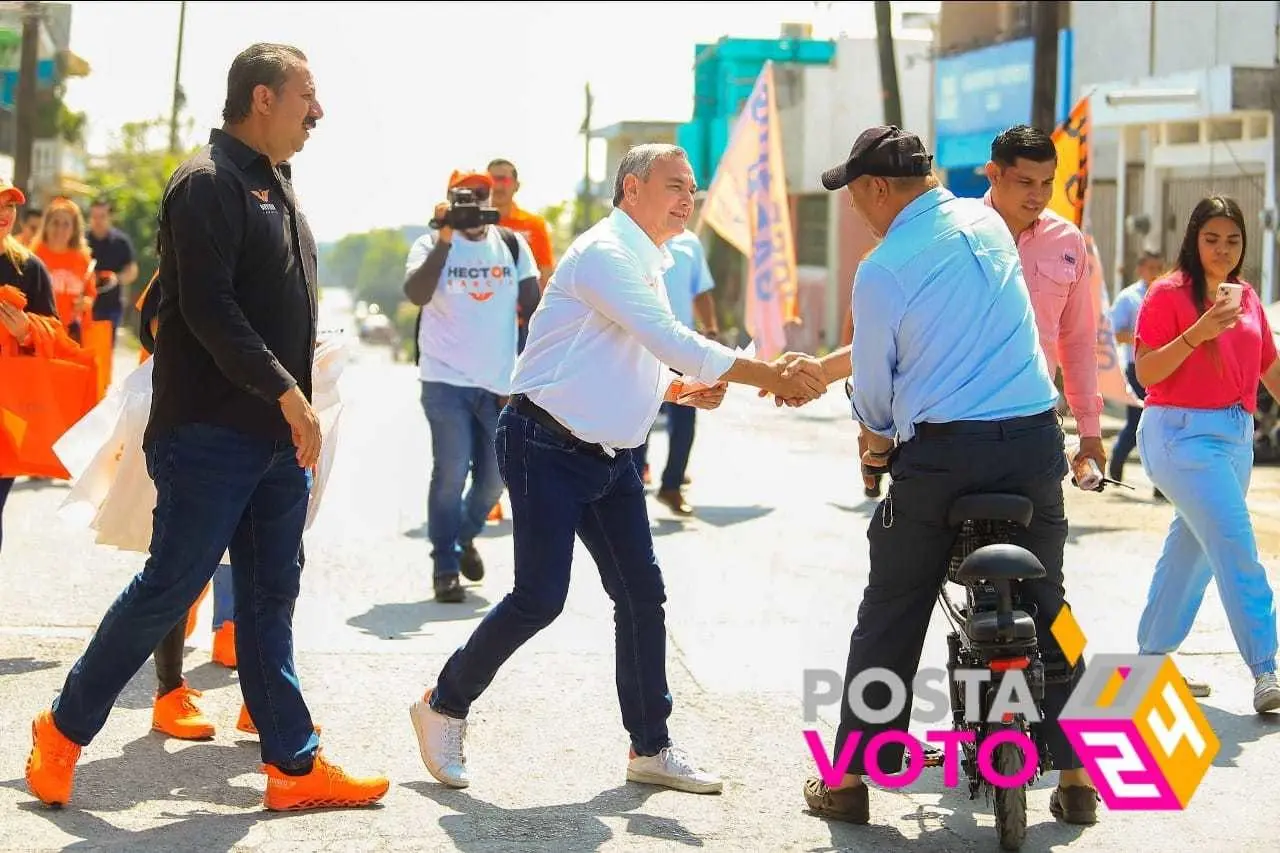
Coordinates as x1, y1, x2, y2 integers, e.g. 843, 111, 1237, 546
447, 170, 493, 192
0, 178, 27, 205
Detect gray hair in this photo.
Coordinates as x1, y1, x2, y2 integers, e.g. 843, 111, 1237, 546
612, 143, 689, 206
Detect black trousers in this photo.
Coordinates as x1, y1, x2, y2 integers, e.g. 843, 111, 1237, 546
833, 414, 1085, 775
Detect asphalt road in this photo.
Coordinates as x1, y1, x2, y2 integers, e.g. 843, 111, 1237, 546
1, 308, 1278, 852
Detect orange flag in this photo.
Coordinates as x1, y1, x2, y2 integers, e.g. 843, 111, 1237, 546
698, 61, 799, 361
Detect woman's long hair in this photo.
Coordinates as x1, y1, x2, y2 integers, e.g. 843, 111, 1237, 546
1174, 195, 1247, 314
3, 233, 31, 273
30, 197, 92, 261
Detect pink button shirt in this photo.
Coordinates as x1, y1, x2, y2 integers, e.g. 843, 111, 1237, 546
984, 193, 1103, 438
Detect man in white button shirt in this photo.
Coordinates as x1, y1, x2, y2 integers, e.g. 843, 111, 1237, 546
410, 143, 826, 795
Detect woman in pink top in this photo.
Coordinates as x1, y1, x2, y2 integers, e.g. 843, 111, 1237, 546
1133, 195, 1280, 713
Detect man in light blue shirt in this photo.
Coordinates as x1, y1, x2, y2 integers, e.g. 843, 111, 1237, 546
799, 126, 1100, 829
633, 227, 719, 515
1108, 250, 1164, 489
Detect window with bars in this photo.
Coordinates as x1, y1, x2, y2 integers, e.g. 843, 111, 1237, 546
795, 194, 828, 267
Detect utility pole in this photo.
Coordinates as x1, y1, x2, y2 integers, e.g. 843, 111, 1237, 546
168, 0, 187, 154
576, 82, 593, 235
874, 1, 903, 127
1030, 0, 1060, 131
13, 0, 41, 198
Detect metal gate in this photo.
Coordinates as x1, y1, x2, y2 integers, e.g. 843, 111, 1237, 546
1163, 175, 1267, 289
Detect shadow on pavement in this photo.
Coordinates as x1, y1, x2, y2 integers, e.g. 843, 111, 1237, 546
9, 478, 69, 493
347, 595, 494, 640
0, 657, 60, 677
9, 806, 277, 852
2, 732, 264, 821
404, 781, 705, 849
1200, 702, 1280, 769
1066, 523, 1127, 545
404, 520, 513, 539
685, 505, 774, 528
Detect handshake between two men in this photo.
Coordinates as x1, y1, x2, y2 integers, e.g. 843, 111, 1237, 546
664, 350, 833, 413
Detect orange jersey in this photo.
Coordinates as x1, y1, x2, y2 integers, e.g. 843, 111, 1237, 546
498, 206, 554, 272
34, 245, 95, 329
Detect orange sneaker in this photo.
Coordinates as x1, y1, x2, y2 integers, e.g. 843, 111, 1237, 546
185, 583, 211, 640
152, 682, 216, 741
263, 750, 389, 811
487, 502, 503, 521
237, 703, 322, 737
211, 621, 236, 668
25, 710, 82, 807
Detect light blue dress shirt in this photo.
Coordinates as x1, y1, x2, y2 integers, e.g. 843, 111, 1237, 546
849, 186, 1060, 442
1109, 279, 1148, 368
663, 230, 715, 329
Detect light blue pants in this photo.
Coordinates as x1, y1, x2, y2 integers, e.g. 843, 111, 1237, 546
1136, 405, 1278, 677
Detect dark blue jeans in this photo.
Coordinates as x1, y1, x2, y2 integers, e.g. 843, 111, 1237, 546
633, 403, 696, 491
431, 405, 674, 755
420, 381, 504, 580
0, 476, 12, 555
51, 423, 319, 772
1110, 362, 1147, 480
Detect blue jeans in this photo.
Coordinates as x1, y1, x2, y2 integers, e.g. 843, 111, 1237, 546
212, 562, 235, 628
1137, 405, 1279, 677
431, 405, 674, 755
632, 403, 696, 491
0, 476, 12, 555
420, 381, 504, 580
1110, 362, 1146, 480
51, 423, 320, 772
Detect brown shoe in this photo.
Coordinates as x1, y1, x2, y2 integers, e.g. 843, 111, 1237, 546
1050, 785, 1099, 825
804, 777, 869, 824
656, 489, 693, 516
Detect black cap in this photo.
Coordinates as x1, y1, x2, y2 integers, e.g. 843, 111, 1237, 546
819, 126, 933, 191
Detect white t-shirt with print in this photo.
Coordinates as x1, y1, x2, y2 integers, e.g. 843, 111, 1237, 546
405, 226, 537, 395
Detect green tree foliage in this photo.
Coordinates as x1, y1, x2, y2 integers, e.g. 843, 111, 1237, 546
83, 119, 196, 320
319, 228, 410, 312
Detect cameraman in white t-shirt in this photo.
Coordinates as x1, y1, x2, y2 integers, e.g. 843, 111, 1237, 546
404, 170, 540, 603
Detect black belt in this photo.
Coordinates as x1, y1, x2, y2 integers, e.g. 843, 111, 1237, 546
509, 394, 613, 460
913, 409, 1059, 440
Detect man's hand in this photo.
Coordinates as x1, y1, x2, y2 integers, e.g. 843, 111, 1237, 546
1074, 436, 1107, 472
279, 385, 321, 469
680, 381, 728, 410
758, 351, 828, 407
433, 202, 454, 244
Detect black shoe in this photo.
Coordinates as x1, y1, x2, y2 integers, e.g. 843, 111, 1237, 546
1153, 488, 1168, 502
459, 542, 485, 582
434, 575, 465, 603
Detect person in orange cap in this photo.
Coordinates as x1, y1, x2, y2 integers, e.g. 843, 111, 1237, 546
403, 169, 540, 603
0, 178, 57, 554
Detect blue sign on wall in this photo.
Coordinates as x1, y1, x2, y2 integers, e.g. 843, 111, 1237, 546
933, 31, 1072, 172
0, 59, 57, 109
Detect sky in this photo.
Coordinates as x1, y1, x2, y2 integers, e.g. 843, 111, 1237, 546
60, 0, 924, 242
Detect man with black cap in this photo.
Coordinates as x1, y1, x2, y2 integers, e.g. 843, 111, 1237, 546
791, 126, 1099, 828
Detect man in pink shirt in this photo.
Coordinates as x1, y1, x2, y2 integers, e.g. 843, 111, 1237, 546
984, 125, 1107, 472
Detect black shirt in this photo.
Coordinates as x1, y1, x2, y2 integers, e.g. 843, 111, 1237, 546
2, 247, 56, 317
85, 227, 135, 315
146, 128, 318, 446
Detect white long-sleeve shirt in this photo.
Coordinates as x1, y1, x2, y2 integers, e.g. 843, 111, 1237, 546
511, 209, 737, 450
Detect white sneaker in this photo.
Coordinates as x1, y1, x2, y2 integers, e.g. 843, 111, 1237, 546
626, 745, 723, 794
409, 690, 470, 788
1254, 673, 1280, 713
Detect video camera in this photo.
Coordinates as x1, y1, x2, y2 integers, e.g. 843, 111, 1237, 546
430, 187, 501, 231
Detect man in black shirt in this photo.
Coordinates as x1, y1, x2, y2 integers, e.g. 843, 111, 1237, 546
26, 43, 389, 813
86, 199, 138, 343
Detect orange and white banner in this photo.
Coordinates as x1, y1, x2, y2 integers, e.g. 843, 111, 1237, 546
1051, 95, 1140, 408
698, 60, 798, 361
